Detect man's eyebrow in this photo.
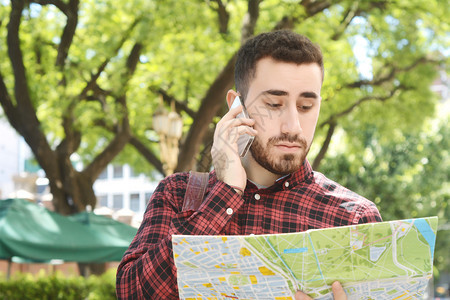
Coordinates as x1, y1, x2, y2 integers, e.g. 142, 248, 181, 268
299, 91, 319, 99
260, 89, 288, 97
259, 90, 319, 99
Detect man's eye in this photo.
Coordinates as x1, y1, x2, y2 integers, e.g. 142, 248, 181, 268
298, 105, 312, 111
267, 103, 281, 108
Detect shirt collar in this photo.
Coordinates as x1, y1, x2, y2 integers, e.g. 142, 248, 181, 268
246, 159, 314, 191
276, 159, 314, 187
211, 159, 314, 191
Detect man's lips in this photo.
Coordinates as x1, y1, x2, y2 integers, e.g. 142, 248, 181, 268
275, 143, 302, 152
276, 143, 302, 148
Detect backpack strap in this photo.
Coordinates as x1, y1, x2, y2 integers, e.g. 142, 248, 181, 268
182, 171, 210, 212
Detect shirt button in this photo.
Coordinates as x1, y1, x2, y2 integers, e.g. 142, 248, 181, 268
254, 194, 261, 200
226, 208, 233, 215
285, 181, 289, 188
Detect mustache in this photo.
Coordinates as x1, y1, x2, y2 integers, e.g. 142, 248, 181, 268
268, 133, 307, 147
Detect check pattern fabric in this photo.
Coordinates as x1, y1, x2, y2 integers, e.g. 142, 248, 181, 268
116, 160, 382, 299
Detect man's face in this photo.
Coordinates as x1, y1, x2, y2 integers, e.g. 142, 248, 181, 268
244, 58, 322, 175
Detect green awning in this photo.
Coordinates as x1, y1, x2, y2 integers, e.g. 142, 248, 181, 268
0, 198, 136, 263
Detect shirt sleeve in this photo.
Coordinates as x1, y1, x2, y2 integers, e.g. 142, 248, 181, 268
355, 201, 383, 224
116, 173, 244, 299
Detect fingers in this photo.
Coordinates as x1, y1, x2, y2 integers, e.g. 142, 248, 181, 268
215, 119, 257, 144
295, 282, 347, 300
221, 105, 245, 121
331, 281, 347, 300
215, 110, 257, 143
229, 122, 257, 138
217, 108, 256, 130
295, 291, 313, 300
228, 117, 257, 133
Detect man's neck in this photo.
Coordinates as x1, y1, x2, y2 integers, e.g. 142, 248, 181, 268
242, 154, 281, 187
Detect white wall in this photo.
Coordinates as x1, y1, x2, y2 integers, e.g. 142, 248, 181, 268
0, 119, 21, 198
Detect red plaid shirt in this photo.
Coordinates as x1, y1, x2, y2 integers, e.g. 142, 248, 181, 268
116, 160, 381, 299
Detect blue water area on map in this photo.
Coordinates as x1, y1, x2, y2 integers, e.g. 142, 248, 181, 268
284, 247, 308, 254
406, 218, 436, 259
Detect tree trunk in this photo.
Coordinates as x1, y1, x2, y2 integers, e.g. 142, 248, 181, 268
176, 54, 237, 172
48, 171, 97, 215
78, 262, 107, 277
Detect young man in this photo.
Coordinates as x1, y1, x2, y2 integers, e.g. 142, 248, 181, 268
116, 30, 382, 299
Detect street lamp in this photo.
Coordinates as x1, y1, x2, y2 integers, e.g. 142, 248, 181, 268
152, 98, 183, 175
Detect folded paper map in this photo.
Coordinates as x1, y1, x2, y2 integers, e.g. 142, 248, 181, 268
173, 217, 437, 299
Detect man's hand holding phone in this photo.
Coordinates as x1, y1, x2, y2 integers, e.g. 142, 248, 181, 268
211, 96, 257, 193
229, 96, 255, 158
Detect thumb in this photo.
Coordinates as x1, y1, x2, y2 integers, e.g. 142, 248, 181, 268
295, 290, 313, 300
331, 281, 347, 299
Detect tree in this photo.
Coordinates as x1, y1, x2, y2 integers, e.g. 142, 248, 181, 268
0, 0, 447, 216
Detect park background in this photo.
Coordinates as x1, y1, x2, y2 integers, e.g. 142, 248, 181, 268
0, 0, 448, 298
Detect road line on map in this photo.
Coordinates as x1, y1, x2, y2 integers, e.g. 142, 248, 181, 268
307, 234, 325, 282
265, 236, 298, 285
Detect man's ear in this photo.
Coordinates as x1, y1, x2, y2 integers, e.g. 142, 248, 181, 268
226, 90, 240, 109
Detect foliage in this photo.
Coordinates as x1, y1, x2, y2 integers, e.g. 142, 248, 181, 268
0, 268, 116, 300
0, 1, 448, 213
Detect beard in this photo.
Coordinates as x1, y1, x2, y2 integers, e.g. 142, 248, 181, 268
250, 133, 310, 175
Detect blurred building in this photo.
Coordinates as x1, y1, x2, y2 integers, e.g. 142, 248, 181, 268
431, 68, 449, 102
93, 164, 160, 226
0, 118, 28, 199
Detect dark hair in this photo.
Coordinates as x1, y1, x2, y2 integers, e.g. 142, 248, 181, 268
235, 30, 324, 100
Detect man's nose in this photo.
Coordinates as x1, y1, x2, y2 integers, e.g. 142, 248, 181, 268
280, 107, 302, 135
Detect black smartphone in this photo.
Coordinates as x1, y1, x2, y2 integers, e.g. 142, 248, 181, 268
230, 96, 254, 157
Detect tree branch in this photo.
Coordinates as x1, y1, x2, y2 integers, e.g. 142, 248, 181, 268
129, 135, 164, 175
31, 0, 68, 14
210, 0, 230, 34
346, 57, 435, 89
301, 0, 332, 16
241, 0, 260, 42
83, 84, 111, 110
126, 43, 142, 75
79, 61, 110, 100
320, 85, 404, 128
274, 0, 332, 30
331, 1, 359, 41
55, 0, 79, 67
56, 112, 81, 157
312, 53, 431, 169
0, 72, 21, 132
7, 1, 46, 141
8, 0, 32, 113
81, 128, 131, 180
6, 0, 58, 177
152, 88, 196, 118
312, 121, 337, 170
81, 38, 143, 180
78, 18, 141, 101
82, 89, 131, 180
